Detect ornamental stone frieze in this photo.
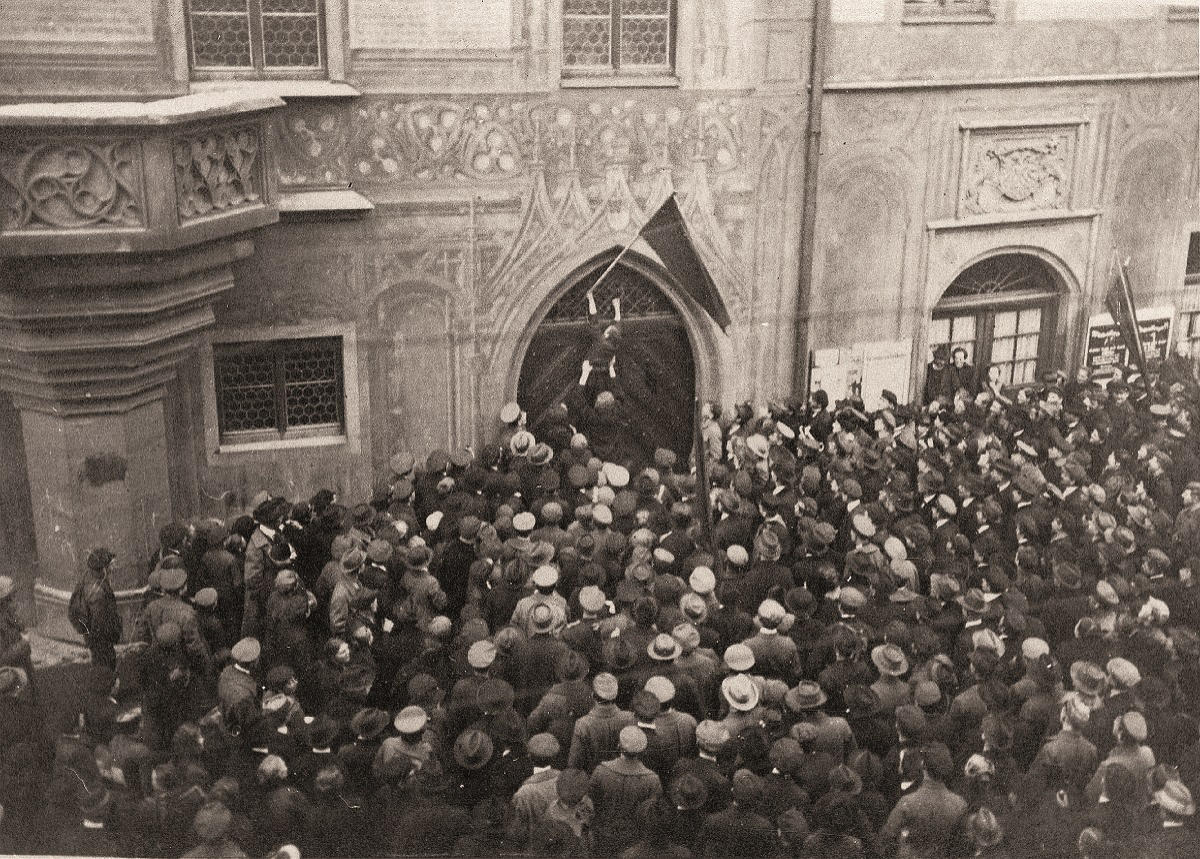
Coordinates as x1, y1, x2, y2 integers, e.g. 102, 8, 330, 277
343, 95, 748, 193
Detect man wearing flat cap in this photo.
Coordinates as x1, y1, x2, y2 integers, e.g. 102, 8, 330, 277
70, 548, 122, 669
568, 673, 636, 772
138, 566, 212, 677
218, 637, 262, 737
509, 732, 562, 847
589, 725, 662, 853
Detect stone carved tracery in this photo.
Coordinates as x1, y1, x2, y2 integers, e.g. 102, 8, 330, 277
0, 138, 144, 231
174, 125, 262, 222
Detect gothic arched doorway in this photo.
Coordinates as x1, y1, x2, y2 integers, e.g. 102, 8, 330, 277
518, 255, 696, 466
930, 252, 1065, 387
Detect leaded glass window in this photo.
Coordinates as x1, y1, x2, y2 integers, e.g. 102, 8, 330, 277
563, 0, 675, 77
188, 0, 323, 74
214, 337, 344, 443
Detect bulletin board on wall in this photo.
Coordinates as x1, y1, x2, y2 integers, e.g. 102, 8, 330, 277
809, 338, 913, 410
1083, 305, 1174, 378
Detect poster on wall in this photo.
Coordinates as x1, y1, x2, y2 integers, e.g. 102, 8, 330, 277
809, 339, 913, 409
1084, 305, 1174, 377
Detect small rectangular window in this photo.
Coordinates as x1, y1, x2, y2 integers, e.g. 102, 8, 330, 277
563, 0, 675, 77
187, 0, 324, 74
214, 337, 344, 443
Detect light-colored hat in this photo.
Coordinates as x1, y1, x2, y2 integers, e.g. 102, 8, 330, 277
1021, 637, 1049, 661
1156, 780, 1196, 817
645, 676, 676, 704
724, 643, 755, 672
579, 585, 606, 614
1106, 657, 1141, 689
467, 639, 497, 669
231, 637, 261, 664
757, 599, 786, 627
689, 566, 716, 595
871, 643, 909, 677
721, 674, 760, 712
393, 705, 428, 734
499, 402, 522, 424
619, 725, 648, 754
531, 564, 559, 588
602, 462, 631, 488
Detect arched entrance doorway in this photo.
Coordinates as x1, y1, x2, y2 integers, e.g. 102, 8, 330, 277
930, 252, 1064, 387
518, 255, 696, 465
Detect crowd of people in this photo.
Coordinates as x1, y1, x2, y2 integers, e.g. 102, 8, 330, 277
1, 345, 1199, 858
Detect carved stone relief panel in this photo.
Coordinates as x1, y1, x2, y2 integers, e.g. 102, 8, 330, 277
173, 124, 263, 223
0, 137, 144, 231
958, 125, 1077, 218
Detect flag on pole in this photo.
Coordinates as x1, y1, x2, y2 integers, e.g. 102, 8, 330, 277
639, 194, 732, 331
1105, 253, 1146, 375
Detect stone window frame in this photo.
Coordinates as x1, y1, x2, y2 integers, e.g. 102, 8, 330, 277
201, 321, 362, 461
185, 0, 348, 83
901, 0, 995, 25
213, 335, 345, 441
558, 0, 681, 89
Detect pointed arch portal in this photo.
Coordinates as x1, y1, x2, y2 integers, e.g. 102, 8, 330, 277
518, 255, 697, 465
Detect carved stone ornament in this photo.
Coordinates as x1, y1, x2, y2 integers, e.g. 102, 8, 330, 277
961, 131, 1071, 216
274, 106, 350, 189
0, 138, 144, 231
174, 125, 262, 222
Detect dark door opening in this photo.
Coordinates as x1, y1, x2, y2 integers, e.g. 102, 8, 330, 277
518, 257, 696, 467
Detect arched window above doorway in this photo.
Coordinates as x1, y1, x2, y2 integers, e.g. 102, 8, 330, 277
931, 253, 1062, 387
542, 262, 677, 324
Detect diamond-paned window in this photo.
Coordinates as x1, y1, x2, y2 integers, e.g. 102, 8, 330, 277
214, 337, 344, 443
187, 0, 323, 74
563, 0, 675, 77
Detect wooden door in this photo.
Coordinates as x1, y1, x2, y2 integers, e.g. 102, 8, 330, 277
518, 264, 696, 464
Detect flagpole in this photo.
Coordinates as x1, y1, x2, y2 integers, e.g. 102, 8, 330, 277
692, 390, 715, 555
587, 228, 644, 298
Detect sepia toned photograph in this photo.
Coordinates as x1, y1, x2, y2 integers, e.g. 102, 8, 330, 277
0, 0, 1199, 855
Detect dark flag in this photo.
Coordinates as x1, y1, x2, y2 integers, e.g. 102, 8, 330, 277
1105, 254, 1146, 375
639, 194, 732, 331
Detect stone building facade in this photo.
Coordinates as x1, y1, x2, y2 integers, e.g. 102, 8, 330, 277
0, 0, 1197, 635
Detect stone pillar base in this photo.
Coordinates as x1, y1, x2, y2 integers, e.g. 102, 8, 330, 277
34, 581, 149, 644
